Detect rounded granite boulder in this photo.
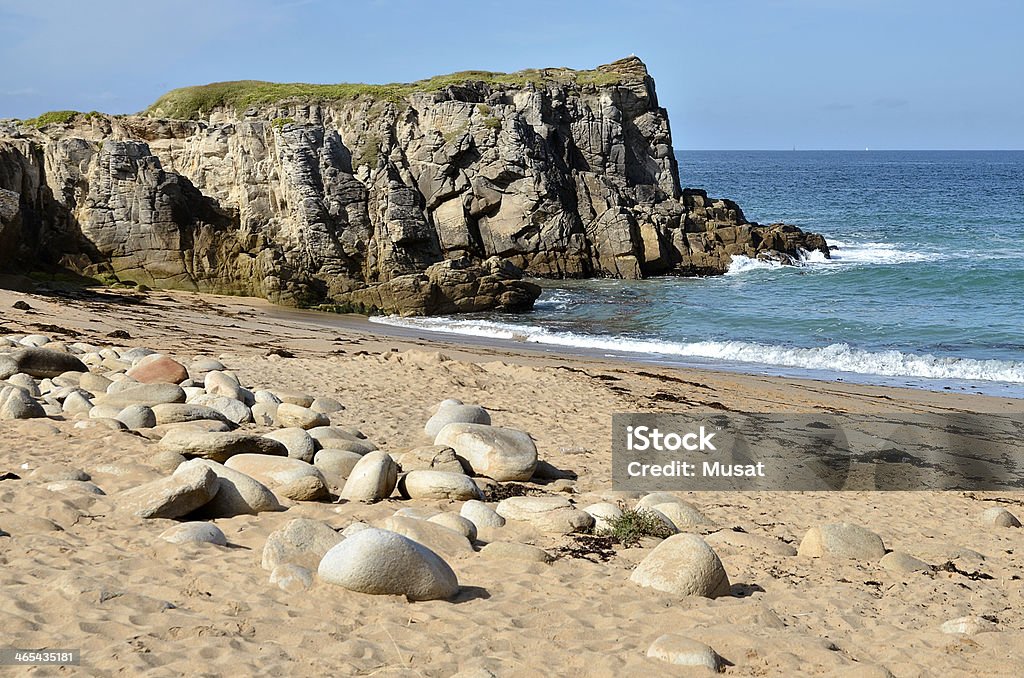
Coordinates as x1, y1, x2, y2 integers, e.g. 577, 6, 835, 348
630, 533, 731, 598
317, 527, 459, 601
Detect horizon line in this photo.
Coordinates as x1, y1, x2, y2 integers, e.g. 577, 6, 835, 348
678, 148, 1024, 152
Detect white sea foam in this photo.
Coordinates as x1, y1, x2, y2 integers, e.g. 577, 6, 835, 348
725, 240, 944, 275
369, 315, 1024, 384
723, 255, 785, 275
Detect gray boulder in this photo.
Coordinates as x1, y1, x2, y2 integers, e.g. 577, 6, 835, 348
262, 518, 344, 571
275, 403, 329, 429
0, 348, 88, 379
630, 533, 731, 598
495, 496, 593, 533
340, 451, 398, 502
434, 423, 538, 481
381, 515, 475, 558
151, 403, 230, 425
264, 427, 317, 463
224, 454, 329, 501
187, 459, 283, 517
0, 385, 45, 420
159, 429, 288, 462
797, 523, 886, 560
317, 528, 459, 601
117, 460, 219, 519
397, 470, 481, 501
96, 383, 186, 408
424, 403, 491, 439
115, 404, 157, 430
159, 521, 228, 546
460, 500, 506, 529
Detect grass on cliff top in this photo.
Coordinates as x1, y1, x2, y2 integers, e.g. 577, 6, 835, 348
21, 110, 104, 128
144, 58, 640, 120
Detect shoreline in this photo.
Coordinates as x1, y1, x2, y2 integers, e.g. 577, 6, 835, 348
3, 285, 1019, 415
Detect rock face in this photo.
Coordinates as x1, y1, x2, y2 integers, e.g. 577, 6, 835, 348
0, 57, 828, 316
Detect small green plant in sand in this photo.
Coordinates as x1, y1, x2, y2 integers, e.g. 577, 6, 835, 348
597, 508, 675, 547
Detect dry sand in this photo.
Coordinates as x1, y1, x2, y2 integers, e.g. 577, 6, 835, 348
1, 285, 1022, 677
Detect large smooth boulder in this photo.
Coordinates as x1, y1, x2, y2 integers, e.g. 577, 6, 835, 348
126, 355, 189, 384
460, 500, 506, 529
96, 383, 186, 408
981, 507, 1021, 528
630, 533, 731, 598
647, 635, 722, 670
396, 445, 465, 474
398, 470, 481, 501
159, 429, 287, 463
115, 404, 157, 430
117, 460, 219, 519
159, 521, 228, 546
275, 403, 329, 430
583, 502, 624, 532
190, 393, 253, 425
381, 516, 474, 559
427, 513, 478, 542
340, 451, 398, 502
797, 523, 886, 560
262, 518, 344, 571
224, 454, 329, 500
434, 424, 537, 481
187, 459, 283, 517
318, 437, 377, 455
651, 502, 714, 531
314, 449, 363, 485
495, 496, 594, 533
424, 403, 491, 439
151, 403, 230, 425
0, 348, 88, 379
264, 427, 316, 463
317, 528, 459, 601
0, 385, 45, 420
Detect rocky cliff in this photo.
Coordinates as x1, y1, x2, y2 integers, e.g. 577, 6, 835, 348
0, 57, 828, 315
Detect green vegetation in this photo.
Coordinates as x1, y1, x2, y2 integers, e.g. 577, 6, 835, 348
353, 134, 381, 169
443, 123, 467, 144
23, 110, 80, 128
271, 116, 296, 129
477, 104, 492, 116
316, 301, 381, 316
144, 64, 628, 120
482, 116, 502, 131
596, 508, 675, 547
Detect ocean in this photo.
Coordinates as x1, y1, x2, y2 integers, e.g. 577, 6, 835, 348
373, 151, 1024, 398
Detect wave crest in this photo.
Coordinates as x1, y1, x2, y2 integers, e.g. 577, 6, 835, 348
369, 316, 1024, 384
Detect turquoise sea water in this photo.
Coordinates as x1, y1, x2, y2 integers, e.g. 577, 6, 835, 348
374, 151, 1024, 398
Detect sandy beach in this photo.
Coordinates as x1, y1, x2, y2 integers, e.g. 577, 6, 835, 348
1, 284, 1022, 677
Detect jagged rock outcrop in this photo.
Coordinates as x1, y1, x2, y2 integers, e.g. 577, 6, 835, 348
0, 57, 828, 315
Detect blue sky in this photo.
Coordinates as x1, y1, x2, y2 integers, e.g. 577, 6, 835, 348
1, 0, 1021, 149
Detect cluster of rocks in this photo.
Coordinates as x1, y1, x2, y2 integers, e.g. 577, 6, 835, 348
3, 332, 1016, 670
